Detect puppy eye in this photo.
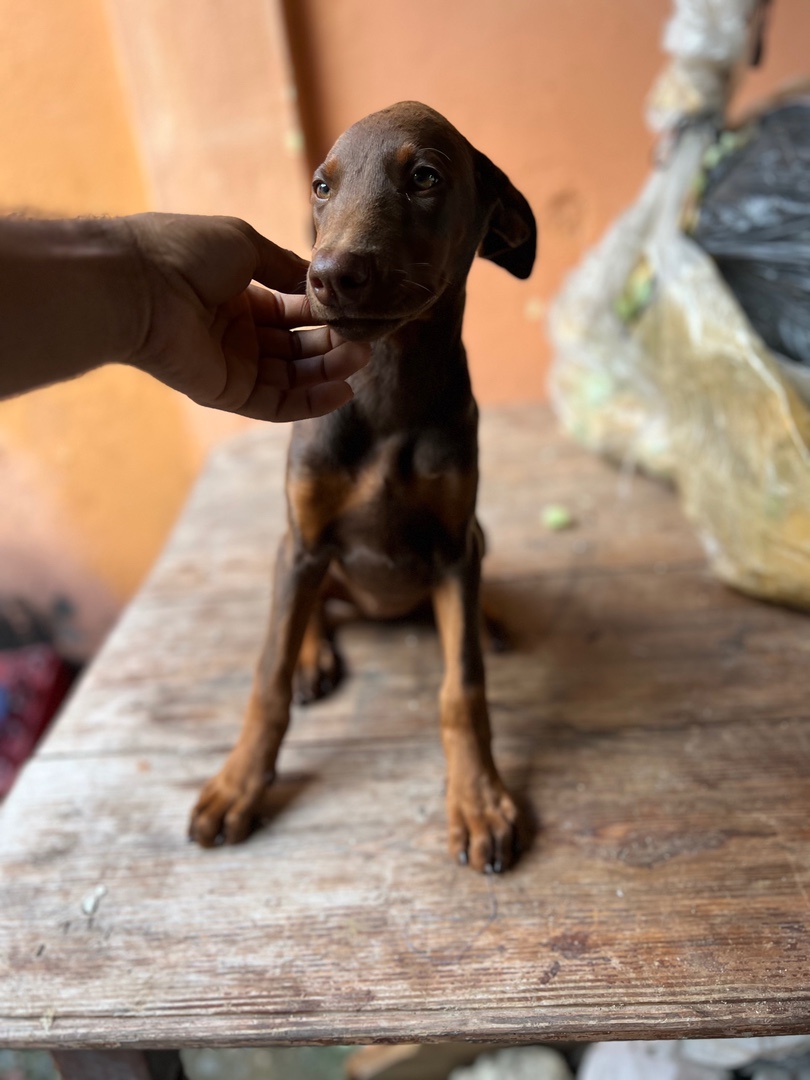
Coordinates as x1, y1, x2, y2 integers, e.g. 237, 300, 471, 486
313, 179, 331, 199
411, 166, 442, 191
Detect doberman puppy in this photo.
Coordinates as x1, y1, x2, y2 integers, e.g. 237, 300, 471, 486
190, 101, 536, 873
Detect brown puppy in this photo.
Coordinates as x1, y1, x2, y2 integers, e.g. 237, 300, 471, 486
190, 102, 536, 872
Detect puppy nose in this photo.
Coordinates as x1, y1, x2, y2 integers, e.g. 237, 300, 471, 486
309, 250, 374, 308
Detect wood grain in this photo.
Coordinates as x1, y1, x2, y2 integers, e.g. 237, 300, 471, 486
1, 405, 808, 1049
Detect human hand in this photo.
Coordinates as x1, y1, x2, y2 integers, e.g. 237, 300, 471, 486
125, 213, 370, 421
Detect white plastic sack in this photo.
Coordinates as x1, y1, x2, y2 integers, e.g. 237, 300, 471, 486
549, 0, 810, 608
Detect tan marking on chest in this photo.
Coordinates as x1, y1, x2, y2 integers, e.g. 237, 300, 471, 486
289, 463, 384, 549
410, 470, 477, 538
289, 443, 476, 550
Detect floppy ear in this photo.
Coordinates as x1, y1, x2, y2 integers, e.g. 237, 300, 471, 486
474, 149, 537, 280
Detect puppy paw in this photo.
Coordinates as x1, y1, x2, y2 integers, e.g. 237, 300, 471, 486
293, 639, 344, 705
189, 759, 272, 848
447, 774, 518, 873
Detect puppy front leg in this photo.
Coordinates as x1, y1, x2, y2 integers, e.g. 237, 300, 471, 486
189, 531, 329, 846
433, 531, 517, 873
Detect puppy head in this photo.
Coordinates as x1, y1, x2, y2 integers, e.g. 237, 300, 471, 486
307, 101, 536, 340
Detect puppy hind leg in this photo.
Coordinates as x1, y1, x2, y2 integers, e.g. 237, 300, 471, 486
293, 591, 345, 704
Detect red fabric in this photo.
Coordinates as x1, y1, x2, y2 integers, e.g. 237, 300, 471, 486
0, 645, 74, 797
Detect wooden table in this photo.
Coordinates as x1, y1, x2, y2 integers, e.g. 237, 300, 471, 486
1, 405, 809, 1078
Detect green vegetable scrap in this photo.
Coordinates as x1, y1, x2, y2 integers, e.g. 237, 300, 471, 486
542, 504, 576, 531
614, 255, 655, 325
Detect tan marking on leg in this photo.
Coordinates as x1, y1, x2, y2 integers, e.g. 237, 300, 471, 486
433, 552, 517, 873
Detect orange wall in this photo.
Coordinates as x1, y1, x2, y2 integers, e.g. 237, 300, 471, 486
0, 0, 144, 214
0, 0, 176, 654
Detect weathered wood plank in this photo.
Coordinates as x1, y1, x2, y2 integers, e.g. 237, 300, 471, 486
39, 566, 810, 756
1, 405, 808, 1049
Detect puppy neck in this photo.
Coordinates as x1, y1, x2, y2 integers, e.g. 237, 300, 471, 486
349, 284, 473, 430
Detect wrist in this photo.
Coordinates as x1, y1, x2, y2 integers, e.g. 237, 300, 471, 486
0, 216, 149, 398
57, 216, 150, 368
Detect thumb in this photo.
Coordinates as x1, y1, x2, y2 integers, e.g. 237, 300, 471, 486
248, 228, 310, 295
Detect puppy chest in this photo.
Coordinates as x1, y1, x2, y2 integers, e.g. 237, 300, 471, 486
292, 445, 477, 565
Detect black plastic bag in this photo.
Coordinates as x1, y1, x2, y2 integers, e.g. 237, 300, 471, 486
692, 100, 810, 366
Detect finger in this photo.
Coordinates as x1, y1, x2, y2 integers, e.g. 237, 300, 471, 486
251, 342, 369, 395
245, 230, 310, 294
236, 381, 355, 423
257, 325, 371, 372
287, 341, 371, 386
256, 324, 335, 360
248, 286, 317, 328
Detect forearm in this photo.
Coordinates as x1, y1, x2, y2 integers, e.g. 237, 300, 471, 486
0, 216, 146, 399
